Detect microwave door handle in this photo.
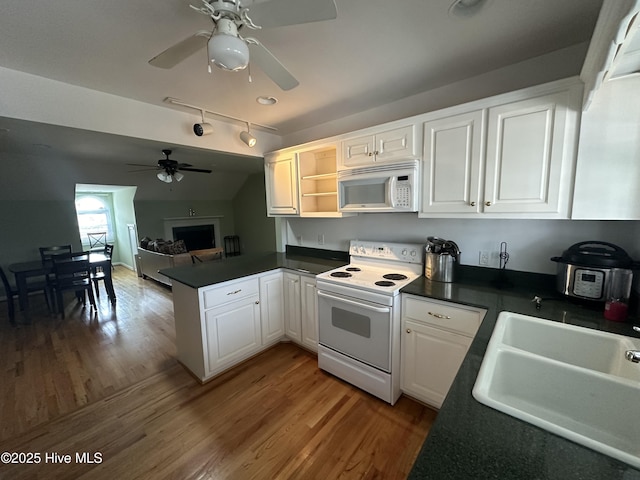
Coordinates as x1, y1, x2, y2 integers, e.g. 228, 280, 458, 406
388, 176, 396, 208
317, 290, 391, 313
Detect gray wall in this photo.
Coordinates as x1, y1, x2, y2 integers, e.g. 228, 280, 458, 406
232, 172, 277, 255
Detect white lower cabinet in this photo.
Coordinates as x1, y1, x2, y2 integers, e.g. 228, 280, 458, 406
283, 272, 318, 352
300, 275, 318, 351
204, 292, 261, 375
401, 295, 486, 408
259, 271, 285, 346
283, 272, 302, 342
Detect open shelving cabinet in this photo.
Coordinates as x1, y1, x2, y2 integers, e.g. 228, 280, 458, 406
298, 145, 342, 217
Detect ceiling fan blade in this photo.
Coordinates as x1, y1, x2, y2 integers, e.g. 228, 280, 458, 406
247, 39, 299, 91
148, 30, 210, 69
180, 167, 212, 173
245, 0, 337, 29
128, 167, 160, 173
127, 163, 159, 168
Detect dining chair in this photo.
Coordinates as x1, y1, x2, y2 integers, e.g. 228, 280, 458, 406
91, 245, 115, 299
0, 266, 50, 325
87, 232, 107, 251
52, 252, 96, 318
39, 245, 73, 262
39, 245, 73, 304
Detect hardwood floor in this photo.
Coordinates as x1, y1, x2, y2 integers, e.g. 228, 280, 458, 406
0, 267, 436, 479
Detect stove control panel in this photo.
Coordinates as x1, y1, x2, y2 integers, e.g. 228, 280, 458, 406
349, 241, 423, 264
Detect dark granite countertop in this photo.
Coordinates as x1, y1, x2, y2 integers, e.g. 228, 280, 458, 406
159, 247, 348, 289
404, 271, 640, 479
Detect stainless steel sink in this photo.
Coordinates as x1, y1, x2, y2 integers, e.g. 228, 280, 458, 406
473, 312, 640, 468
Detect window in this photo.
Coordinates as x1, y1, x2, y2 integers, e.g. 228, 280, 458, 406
75, 194, 115, 246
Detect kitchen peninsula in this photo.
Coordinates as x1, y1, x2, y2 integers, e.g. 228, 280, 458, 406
160, 247, 347, 383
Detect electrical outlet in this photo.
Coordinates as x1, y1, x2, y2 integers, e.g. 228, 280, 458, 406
318, 234, 325, 245
479, 250, 490, 266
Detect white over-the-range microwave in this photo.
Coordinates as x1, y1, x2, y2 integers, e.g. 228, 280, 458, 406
337, 159, 420, 213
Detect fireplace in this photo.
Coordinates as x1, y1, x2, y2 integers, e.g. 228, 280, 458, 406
173, 225, 215, 251
164, 216, 222, 252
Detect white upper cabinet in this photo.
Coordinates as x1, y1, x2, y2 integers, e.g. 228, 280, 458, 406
572, 75, 640, 220
420, 79, 583, 218
422, 110, 484, 213
265, 151, 299, 216
341, 124, 418, 168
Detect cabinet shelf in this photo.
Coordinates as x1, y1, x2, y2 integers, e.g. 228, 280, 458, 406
301, 191, 338, 197
301, 172, 337, 181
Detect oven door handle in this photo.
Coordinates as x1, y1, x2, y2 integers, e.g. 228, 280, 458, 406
317, 290, 391, 313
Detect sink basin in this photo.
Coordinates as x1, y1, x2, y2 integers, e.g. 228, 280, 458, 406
473, 312, 640, 468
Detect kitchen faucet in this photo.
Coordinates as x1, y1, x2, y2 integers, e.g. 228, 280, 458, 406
626, 350, 640, 363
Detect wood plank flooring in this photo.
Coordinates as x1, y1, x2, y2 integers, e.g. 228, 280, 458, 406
0, 267, 436, 479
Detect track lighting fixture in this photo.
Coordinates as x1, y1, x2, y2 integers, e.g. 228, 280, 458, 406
163, 97, 277, 148
193, 109, 213, 136
240, 123, 257, 147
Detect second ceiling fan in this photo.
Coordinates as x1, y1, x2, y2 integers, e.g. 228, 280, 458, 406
148, 0, 338, 91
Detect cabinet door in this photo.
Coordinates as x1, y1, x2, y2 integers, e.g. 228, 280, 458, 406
259, 272, 285, 345
283, 272, 301, 342
401, 319, 472, 409
375, 125, 416, 163
300, 275, 318, 352
265, 153, 299, 215
342, 134, 375, 167
484, 91, 571, 214
204, 296, 261, 375
421, 111, 483, 214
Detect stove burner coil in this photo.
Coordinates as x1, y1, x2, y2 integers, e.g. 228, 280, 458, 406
346, 267, 362, 272
330, 271, 352, 278
375, 280, 396, 287
383, 273, 408, 281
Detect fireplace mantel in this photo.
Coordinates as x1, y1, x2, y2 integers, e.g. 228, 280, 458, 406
164, 216, 223, 250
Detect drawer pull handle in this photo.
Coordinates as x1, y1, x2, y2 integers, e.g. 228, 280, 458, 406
428, 311, 451, 319
406, 328, 412, 334
255, 300, 260, 305
227, 289, 242, 295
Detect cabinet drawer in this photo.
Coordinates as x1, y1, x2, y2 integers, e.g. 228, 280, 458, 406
402, 296, 485, 337
201, 277, 260, 310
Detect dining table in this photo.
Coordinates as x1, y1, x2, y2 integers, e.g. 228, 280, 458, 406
9, 252, 116, 310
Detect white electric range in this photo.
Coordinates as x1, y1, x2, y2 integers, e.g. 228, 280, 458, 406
316, 240, 424, 405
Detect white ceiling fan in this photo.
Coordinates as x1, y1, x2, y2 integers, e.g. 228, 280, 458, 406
148, 0, 338, 91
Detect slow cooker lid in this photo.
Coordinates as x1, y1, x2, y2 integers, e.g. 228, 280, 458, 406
552, 241, 634, 268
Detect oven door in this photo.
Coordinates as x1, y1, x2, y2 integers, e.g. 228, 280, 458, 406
317, 289, 392, 372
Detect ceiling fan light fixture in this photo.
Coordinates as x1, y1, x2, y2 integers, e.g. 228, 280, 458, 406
173, 171, 185, 182
157, 171, 173, 183
208, 18, 249, 71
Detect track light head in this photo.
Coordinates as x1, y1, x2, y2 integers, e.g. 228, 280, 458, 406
240, 123, 257, 147
193, 122, 214, 136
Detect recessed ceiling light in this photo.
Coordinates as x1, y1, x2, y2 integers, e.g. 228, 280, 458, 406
256, 96, 278, 106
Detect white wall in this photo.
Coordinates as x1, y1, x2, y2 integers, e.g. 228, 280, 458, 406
284, 216, 639, 275
0, 66, 282, 156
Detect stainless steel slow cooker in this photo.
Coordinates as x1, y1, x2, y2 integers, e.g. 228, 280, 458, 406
550, 241, 635, 302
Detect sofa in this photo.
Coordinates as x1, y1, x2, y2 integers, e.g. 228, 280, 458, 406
137, 237, 193, 287
137, 247, 192, 287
